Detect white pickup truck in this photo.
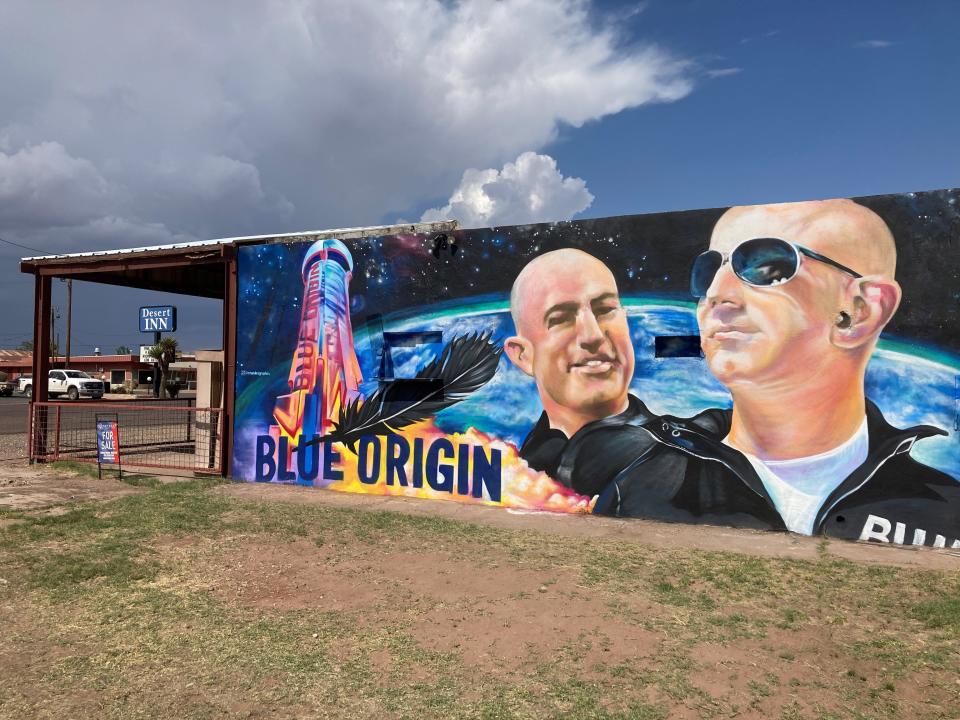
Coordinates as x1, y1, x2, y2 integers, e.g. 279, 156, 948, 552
21, 370, 105, 400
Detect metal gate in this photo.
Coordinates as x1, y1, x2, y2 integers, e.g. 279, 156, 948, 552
28, 401, 223, 473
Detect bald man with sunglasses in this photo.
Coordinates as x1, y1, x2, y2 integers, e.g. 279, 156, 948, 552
595, 199, 960, 547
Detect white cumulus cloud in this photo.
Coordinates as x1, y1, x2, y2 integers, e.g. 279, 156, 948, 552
421, 152, 594, 227
0, 0, 693, 247
0, 0, 696, 349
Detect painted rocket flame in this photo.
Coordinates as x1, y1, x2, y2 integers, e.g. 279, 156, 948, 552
330, 418, 597, 513
271, 239, 362, 451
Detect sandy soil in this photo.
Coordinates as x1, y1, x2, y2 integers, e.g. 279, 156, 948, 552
153, 531, 958, 718
1, 465, 958, 718
0, 461, 143, 514
3, 460, 957, 573
221, 482, 960, 572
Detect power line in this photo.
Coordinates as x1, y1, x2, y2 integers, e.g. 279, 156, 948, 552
0, 234, 48, 254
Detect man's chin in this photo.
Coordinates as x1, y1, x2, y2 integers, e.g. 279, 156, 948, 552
565, 382, 628, 414
706, 352, 761, 386
570, 371, 625, 395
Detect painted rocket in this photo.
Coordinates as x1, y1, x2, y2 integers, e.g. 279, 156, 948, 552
270, 239, 362, 458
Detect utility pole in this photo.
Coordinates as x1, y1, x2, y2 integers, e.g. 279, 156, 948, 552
153, 331, 161, 398
64, 279, 72, 368
50, 306, 60, 366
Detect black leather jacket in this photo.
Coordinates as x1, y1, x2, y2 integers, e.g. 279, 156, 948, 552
520, 397, 960, 545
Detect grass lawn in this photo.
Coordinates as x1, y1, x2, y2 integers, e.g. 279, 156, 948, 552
0, 466, 957, 719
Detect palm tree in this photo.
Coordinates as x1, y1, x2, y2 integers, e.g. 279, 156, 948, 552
146, 337, 179, 399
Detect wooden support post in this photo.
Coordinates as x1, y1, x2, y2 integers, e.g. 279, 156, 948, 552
31, 275, 52, 460
221, 249, 238, 478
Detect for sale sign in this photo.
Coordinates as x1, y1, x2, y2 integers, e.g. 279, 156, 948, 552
96, 420, 120, 464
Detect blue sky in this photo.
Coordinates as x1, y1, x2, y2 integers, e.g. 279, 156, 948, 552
0, 0, 956, 352
526, 0, 959, 219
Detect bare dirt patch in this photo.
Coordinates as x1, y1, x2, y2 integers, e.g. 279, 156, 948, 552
0, 461, 142, 511
186, 536, 662, 678
3, 479, 958, 719
222, 481, 960, 571
164, 530, 960, 717
411, 593, 660, 675
201, 538, 385, 611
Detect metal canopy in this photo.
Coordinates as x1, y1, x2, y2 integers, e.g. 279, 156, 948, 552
21, 246, 231, 298
18, 219, 457, 298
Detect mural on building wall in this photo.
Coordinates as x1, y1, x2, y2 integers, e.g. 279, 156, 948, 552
234, 189, 960, 546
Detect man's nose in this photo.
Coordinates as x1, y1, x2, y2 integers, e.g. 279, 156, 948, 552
704, 260, 743, 308
576, 309, 605, 349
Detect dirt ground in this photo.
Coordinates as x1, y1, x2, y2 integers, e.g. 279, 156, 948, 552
3, 460, 957, 570
0, 460, 142, 518
169, 534, 957, 718
1, 463, 958, 719
153, 505, 959, 719
221, 481, 960, 572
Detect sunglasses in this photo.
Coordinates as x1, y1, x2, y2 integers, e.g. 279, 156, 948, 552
690, 237, 862, 298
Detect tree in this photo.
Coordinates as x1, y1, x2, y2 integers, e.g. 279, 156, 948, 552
115, 345, 132, 355
14, 338, 58, 356
146, 337, 178, 399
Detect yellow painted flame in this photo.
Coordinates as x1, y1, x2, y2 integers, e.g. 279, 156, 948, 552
328, 418, 596, 514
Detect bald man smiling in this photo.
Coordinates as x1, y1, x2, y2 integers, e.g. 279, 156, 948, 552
505, 248, 660, 497
594, 200, 960, 547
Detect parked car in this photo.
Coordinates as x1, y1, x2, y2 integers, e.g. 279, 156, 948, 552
17, 376, 32, 395
21, 370, 105, 400
0, 379, 14, 397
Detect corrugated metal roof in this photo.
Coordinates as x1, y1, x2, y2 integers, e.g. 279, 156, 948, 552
21, 237, 231, 262
0, 350, 31, 360
21, 219, 457, 262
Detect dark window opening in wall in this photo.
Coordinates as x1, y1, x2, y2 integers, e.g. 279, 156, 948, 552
378, 330, 446, 403
377, 331, 444, 380
111, 370, 125, 385
655, 335, 703, 358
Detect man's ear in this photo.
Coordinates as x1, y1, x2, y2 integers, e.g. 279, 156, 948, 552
831, 276, 901, 349
504, 335, 535, 377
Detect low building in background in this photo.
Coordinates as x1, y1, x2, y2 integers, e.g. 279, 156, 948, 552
0, 351, 196, 391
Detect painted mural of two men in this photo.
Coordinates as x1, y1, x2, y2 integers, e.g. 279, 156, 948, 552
506, 199, 960, 545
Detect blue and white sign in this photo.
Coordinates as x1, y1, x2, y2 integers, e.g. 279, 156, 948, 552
139, 305, 177, 333
96, 420, 120, 464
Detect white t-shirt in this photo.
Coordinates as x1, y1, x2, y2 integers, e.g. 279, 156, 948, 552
724, 418, 869, 535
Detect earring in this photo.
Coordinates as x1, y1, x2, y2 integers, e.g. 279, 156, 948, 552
835, 311, 852, 329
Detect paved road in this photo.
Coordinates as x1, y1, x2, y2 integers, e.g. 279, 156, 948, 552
0, 396, 29, 436
0, 393, 211, 462
0, 394, 202, 436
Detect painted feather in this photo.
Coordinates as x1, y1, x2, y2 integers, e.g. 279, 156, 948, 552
322, 331, 502, 452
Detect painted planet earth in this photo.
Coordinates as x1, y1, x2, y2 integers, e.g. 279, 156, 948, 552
355, 298, 960, 481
